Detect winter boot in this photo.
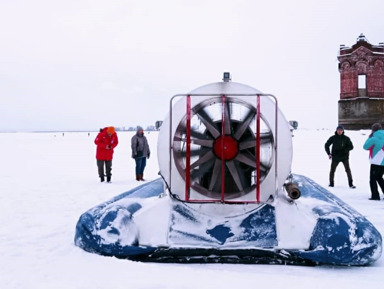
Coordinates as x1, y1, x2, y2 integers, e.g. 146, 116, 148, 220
140, 174, 145, 181
100, 176, 105, 182
107, 176, 111, 183
136, 174, 140, 181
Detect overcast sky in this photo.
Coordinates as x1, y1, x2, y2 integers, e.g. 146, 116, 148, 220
1, 0, 383, 131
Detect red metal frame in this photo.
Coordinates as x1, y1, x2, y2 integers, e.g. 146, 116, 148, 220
220, 94, 226, 201
185, 95, 191, 201
256, 95, 261, 203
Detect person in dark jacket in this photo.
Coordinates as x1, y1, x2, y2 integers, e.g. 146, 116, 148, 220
131, 126, 150, 181
325, 125, 355, 188
94, 126, 118, 183
363, 123, 384, 200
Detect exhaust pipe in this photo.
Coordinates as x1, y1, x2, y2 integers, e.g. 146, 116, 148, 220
284, 182, 301, 200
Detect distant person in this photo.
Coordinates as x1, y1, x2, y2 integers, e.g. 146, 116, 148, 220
131, 126, 150, 181
325, 125, 355, 188
94, 126, 118, 183
363, 123, 384, 200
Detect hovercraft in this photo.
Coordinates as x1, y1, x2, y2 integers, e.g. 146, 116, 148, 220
75, 73, 382, 265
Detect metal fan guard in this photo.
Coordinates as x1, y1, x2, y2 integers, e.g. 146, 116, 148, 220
172, 97, 274, 199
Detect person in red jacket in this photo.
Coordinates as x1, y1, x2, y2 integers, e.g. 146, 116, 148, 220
94, 126, 119, 182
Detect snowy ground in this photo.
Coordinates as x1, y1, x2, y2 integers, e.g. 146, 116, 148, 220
1, 129, 383, 289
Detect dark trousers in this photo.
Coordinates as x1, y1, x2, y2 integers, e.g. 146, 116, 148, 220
329, 159, 353, 186
369, 164, 384, 199
97, 160, 112, 179
135, 157, 146, 175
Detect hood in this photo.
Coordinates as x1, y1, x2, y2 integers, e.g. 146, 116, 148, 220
373, 130, 384, 139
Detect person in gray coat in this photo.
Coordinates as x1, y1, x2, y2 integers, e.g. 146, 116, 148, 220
131, 126, 150, 181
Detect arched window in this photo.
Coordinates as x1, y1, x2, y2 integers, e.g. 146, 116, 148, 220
358, 74, 367, 96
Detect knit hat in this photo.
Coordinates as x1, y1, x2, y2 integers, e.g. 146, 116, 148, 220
371, 123, 382, 132
136, 126, 143, 132
336, 125, 344, 131
107, 126, 115, 134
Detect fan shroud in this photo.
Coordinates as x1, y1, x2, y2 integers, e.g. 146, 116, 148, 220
157, 80, 293, 204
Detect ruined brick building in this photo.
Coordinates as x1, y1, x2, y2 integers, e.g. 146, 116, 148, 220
338, 34, 384, 130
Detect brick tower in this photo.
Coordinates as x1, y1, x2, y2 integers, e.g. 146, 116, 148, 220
338, 34, 384, 130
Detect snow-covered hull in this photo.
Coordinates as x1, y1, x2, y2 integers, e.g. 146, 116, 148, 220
74, 174, 382, 266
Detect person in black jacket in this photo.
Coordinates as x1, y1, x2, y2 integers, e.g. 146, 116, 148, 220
325, 125, 355, 188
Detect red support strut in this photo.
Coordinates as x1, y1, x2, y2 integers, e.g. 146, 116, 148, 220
185, 95, 191, 201
256, 95, 261, 203
221, 94, 226, 201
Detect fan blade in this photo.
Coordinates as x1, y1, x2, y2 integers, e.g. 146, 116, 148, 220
174, 128, 213, 148
174, 128, 210, 141
239, 140, 256, 150
191, 138, 214, 148
234, 110, 255, 140
235, 153, 256, 168
190, 158, 215, 180
239, 135, 271, 150
196, 109, 221, 139
223, 101, 232, 135
180, 148, 205, 157
236, 153, 269, 174
226, 160, 244, 191
209, 159, 222, 191
190, 128, 211, 140
190, 150, 215, 170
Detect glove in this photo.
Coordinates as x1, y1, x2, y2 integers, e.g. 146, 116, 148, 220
147, 153, 150, 159
328, 154, 332, 159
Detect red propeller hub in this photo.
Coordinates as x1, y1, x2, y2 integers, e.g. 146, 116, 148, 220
213, 135, 238, 160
